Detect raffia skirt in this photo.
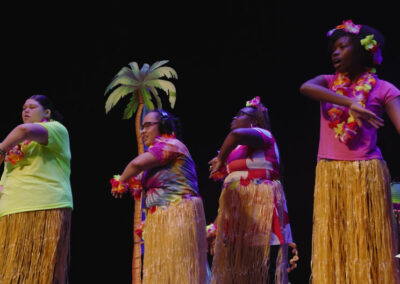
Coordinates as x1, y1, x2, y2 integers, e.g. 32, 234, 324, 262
0, 208, 72, 284
142, 196, 207, 284
311, 159, 400, 284
211, 178, 292, 284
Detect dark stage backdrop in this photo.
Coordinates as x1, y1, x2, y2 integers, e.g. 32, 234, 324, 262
1, 2, 399, 283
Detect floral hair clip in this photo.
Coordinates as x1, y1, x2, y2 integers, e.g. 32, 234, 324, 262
361, 34, 382, 65
246, 96, 268, 111
326, 19, 361, 37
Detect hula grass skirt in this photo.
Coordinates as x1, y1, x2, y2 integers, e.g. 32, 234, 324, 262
311, 159, 400, 284
0, 208, 72, 284
142, 196, 207, 284
211, 178, 291, 284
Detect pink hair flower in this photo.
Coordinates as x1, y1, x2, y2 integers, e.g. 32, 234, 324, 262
246, 96, 261, 108
327, 19, 361, 36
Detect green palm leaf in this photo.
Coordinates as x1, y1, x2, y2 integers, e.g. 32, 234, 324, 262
146, 67, 178, 80
148, 86, 162, 109
104, 76, 140, 96
128, 62, 141, 80
141, 87, 155, 110
122, 94, 139, 119
149, 60, 169, 72
105, 85, 135, 113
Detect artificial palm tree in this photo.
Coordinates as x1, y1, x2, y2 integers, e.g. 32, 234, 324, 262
105, 60, 178, 283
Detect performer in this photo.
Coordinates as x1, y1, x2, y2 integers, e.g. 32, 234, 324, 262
111, 109, 208, 284
300, 20, 400, 283
0, 94, 73, 283
208, 96, 294, 283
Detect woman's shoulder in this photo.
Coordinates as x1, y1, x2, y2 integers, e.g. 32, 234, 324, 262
376, 78, 400, 91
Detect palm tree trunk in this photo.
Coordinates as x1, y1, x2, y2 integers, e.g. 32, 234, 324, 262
132, 91, 144, 284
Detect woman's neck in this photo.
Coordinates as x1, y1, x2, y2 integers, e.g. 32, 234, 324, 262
346, 67, 366, 83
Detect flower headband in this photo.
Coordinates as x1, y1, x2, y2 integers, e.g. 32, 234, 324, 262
327, 19, 382, 65
245, 96, 267, 111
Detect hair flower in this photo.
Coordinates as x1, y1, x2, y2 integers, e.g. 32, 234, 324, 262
361, 34, 378, 51
327, 19, 361, 36
246, 96, 261, 108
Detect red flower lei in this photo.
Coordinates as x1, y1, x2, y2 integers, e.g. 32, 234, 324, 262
327, 71, 377, 144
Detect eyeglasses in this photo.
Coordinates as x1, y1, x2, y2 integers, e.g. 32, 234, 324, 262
140, 121, 159, 130
236, 110, 255, 118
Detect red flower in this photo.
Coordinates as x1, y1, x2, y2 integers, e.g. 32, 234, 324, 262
149, 206, 157, 214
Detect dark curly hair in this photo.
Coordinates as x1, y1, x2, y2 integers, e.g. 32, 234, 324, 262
150, 109, 182, 140
327, 24, 385, 68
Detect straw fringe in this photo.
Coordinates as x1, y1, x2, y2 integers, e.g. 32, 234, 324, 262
211, 180, 289, 284
311, 159, 400, 284
142, 196, 207, 284
0, 208, 71, 284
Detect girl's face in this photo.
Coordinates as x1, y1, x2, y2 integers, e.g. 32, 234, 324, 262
230, 107, 255, 130
140, 112, 161, 147
22, 99, 50, 123
331, 35, 357, 73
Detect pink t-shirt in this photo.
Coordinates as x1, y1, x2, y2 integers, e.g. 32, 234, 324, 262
318, 75, 400, 160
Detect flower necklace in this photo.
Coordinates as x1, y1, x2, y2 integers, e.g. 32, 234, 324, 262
5, 118, 50, 164
328, 70, 377, 144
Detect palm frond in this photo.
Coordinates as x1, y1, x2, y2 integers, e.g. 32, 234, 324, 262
128, 62, 141, 80
105, 86, 136, 113
122, 95, 139, 119
168, 91, 176, 109
148, 86, 162, 109
146, 67, 178, 80
149, 60, 169, 72
145, 79, 177, 108
141, 87, 155, 110
139, 63, 150, 80
104, 75, 140, 95
146, 79, 176, 93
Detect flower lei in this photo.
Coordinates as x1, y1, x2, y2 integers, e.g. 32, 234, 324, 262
5, 140, 31, 165
326, 19, 382, 65
110, 174, 143, 200
4, 118, 51, 165
328, 70, 377, 144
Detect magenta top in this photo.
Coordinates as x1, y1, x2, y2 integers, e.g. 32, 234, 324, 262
318, 75, 400, 161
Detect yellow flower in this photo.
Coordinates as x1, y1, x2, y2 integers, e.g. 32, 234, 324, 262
361, 35, 377, 51
334, 122, 344, 137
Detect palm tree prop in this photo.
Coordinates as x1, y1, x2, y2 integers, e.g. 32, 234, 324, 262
105, 60, 178, 283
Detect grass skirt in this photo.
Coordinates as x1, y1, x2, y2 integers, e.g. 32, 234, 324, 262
0, 208, 72, 284
211, 179, 290, 284
142, 196, 207, 284
311, 159, 400, 284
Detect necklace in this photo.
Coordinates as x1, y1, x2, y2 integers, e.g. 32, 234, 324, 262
328, 71, 377, 144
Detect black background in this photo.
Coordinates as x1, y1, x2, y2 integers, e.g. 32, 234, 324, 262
1, 2, 399, 283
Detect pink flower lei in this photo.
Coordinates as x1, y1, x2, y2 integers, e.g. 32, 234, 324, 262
327, 70, 377, 144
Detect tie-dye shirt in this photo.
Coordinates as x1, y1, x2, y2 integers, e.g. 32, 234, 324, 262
142, 136, 199, 209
